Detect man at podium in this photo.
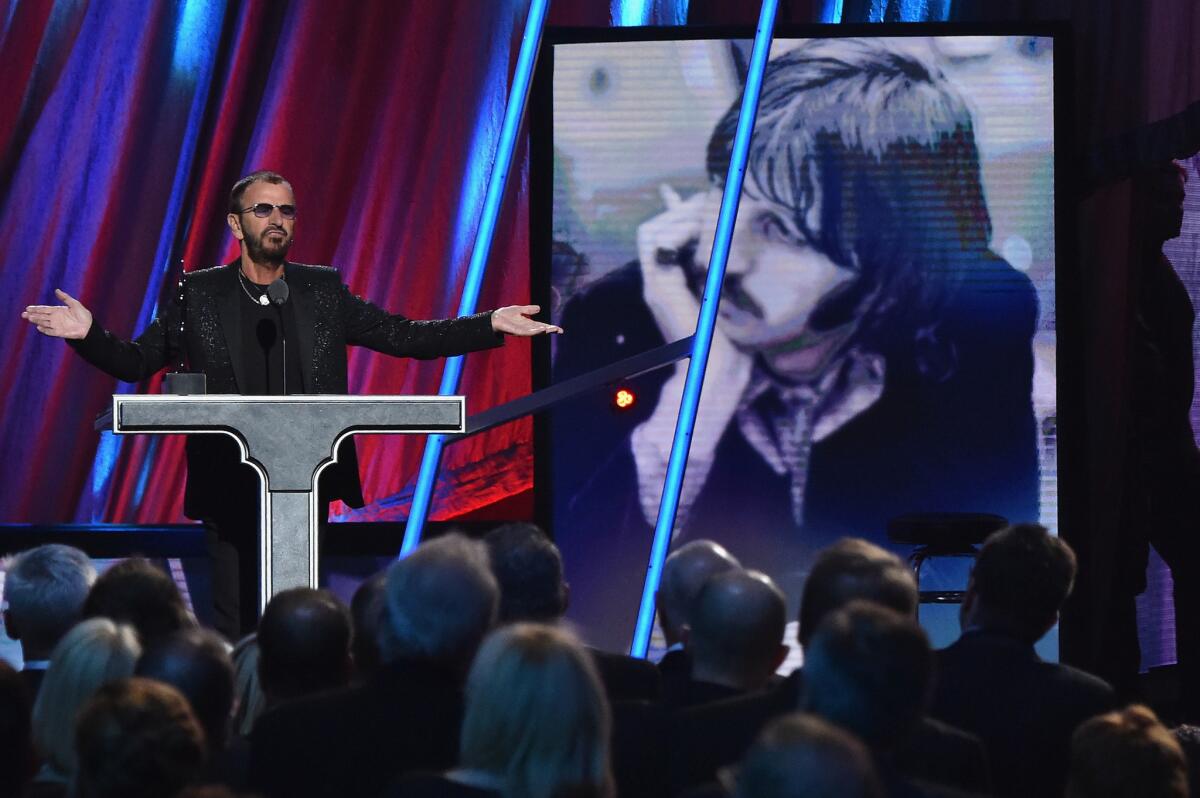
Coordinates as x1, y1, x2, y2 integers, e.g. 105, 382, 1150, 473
21, 170, 561, 638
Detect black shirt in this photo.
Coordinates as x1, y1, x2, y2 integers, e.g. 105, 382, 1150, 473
236, 277, 304, 395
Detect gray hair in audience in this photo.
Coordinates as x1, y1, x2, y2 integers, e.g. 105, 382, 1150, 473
460, 623, 614, 798
732, 713, 883, 798
32, 617, 141, 777
3, 544, 96, 652
803, 601, 933, 750
798, 538, 917, 647
377, 533, 499, 668
658, 540, 741, 643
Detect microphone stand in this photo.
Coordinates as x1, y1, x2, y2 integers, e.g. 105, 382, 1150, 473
267, 278, 290, 395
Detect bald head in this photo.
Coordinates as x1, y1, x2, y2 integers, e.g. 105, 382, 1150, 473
798, 538, 917, 648
657, 540, 741, 645
689, 569, 787, 691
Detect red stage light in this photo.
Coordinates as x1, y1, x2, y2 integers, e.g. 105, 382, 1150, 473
614, 388, 636, 410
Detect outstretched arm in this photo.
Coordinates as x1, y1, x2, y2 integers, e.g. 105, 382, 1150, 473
23, 288, 177, 381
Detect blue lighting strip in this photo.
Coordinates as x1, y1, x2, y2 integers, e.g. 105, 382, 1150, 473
629, 0, 779, 657
400, 0, 550, 556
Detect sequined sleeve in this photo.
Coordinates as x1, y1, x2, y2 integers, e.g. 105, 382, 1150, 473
67, 293, 182, 382
338, 283, 503, 359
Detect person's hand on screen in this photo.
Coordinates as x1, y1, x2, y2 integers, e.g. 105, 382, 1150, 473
631, 185, 753, 526
22, 289, 93, 340
491, 305, 563, 336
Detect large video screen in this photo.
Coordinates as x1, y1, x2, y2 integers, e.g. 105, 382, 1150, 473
541, 33, 1058, 651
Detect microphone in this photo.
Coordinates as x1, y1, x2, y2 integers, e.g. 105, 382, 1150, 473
267, 279, 290, 394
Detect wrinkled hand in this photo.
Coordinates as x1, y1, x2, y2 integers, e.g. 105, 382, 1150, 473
630, 185, 753, 526
22, 289, 93, 340
491, 305, 563, 336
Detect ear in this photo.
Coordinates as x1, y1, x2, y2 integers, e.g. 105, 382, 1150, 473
227, 213, 244, 241
2, 609, 18, 641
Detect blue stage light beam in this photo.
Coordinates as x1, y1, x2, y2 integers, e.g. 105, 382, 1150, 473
400, 0, 550, 556
629, 0, 779, 658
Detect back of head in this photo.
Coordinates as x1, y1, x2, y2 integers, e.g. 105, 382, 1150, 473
3, 544, 95, 655
970, 523, 1076, 642
350, 571, 388, 680
689, 569, 786, 690
0, 659, 34, 797
33, 617, 141, 776
460, 623, 613, 798
1068, 705, 1187, 798
74, 677, 205, 798
658, 540, 741, 642
378, 534, 499, 671
257, 588, 351, 703
803, 601, 932, 750
484, 523, 567, 624
135, 629, 234, 752
82, 558, 193, 647
734, 713, 882, 798
799, 538, 917, 647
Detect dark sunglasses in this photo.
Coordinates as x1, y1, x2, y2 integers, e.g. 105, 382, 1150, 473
237, 202, 296, 219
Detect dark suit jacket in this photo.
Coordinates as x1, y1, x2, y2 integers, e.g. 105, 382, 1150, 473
590, 648, 662, 703
69, 262, 501, 519
929, 629, 1117, 798
248, 658, 464, 798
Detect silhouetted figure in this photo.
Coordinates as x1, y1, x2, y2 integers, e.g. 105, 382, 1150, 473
930, 524, 1116, 798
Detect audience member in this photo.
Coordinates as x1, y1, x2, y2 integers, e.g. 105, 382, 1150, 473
393, 623, 614, 798
74, 677, 206, 798
674, 569, 787, 708
82, 557, 194, 646
655, 541, 741, 700
256, 588, 352, 709
136, 628, 245, 788
930, 523, 1116, 798
483, 522, 660, 702
731, 713, 883, 798
1173, 724, 1200, 798
229, 634, 264, 737
0, 659, 34, 798
670, 538, 986, 795
1067, 704, 1188, 798
803, 601, 946, 797
350, 571, 387, 683
249, 533, 499, 798
2, 544, 95, 699
29, 618, 140, 796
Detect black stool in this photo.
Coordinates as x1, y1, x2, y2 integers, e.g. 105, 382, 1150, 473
887, 513, 1008, 604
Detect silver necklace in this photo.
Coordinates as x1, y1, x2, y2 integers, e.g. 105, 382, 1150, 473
237, 269, 271, 306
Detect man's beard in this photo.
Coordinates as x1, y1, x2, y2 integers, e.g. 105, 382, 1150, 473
245, 228, 291, 265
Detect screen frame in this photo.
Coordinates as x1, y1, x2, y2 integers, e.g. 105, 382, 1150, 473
528, 21, 1082, 658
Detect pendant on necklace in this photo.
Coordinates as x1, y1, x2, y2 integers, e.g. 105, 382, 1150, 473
258, 294, 269, 306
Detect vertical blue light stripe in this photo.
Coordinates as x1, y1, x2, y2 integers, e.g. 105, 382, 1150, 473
629, 0, 779, 658
611, 0, 651, 26
400, 0, 551, 556
79, 0, 227, 521
819, 0, 845, 23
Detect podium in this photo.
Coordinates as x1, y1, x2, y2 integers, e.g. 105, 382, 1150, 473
110, 394, 465, 610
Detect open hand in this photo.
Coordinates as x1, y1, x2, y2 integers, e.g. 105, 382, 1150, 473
22, 289, 93, 339
491, 305, 563, 336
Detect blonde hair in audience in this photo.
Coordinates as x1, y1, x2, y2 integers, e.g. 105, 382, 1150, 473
31, 617, 141, 777
459, 623, 614, 798
1067, 704, 1188, 798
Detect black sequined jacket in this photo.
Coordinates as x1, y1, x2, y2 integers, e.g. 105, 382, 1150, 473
69, 261, 503, 518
